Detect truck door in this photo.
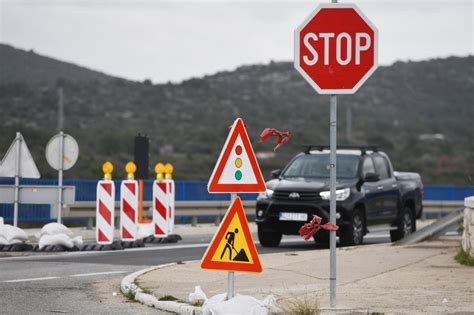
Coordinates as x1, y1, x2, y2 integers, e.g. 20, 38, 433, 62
361, 157, 384, 225
373, 155, 400, 222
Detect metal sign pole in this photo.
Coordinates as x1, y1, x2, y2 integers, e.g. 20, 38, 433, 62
329, 95, 337, 307
57, 131, 64, 223
227, 192, 237, 299
13, 132, 21, 227
329, 1, 338, 307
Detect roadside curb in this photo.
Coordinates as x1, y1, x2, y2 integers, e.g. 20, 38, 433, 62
120, 263, 202, 315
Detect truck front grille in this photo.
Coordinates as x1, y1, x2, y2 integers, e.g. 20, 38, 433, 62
272, 191, 321, 201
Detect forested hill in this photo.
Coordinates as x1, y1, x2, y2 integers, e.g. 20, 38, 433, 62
0, 43, 473, 184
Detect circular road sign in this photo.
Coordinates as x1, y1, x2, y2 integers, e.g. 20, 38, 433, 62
294, 3, 378, 94
45, 133, 79, 171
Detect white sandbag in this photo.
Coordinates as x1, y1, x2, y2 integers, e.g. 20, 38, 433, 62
0, 235, 9, 245
137, 223, 154, 240
202, 294, 281, 315
38, 223, 73, 238
72, 235, 83, 247
201, 293, 227, 315
0, 224, 28, 243
39, 233, 74, 249
189, 286, 208, 304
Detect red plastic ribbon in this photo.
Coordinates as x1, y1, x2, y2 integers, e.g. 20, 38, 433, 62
298, 215, 339, 241
259, 128, 292, 151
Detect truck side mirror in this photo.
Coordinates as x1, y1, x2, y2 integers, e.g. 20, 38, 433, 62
271, 169, 282, 179
364, 172, 380, 182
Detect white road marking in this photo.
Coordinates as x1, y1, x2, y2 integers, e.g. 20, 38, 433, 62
0, 234, 394, 261
1, 271, 128, 283
2, 276, 60, 283
70, 271, 127, 277
1, 229, 456, 262
123, 242, 209, 252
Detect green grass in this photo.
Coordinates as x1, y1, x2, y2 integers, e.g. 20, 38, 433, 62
455, 248, 474, 266
370, 312, 385, 315
159, 295, 180, 301
281, 295, 320, 315
191, 300, 204, 307
123, 290, 136, 301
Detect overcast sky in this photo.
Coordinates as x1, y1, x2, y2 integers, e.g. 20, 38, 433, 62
1, 0, 472, 83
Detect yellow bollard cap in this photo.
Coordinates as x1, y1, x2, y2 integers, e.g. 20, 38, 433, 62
155, 163, 165, 174
102, 161, 114, 180
165, 163, 174, 179
125, 161, 136, 180
125, 161, 136, 174
165, 163, 174, 174
102, 161, 114, 174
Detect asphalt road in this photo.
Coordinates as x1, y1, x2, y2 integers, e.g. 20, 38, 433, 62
0, 231, 389, 314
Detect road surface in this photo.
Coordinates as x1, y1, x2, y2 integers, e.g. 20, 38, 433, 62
0, 231, 391, 314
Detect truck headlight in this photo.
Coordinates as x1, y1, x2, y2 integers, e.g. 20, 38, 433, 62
320, 188, 350, 201
258, 189, 274, 200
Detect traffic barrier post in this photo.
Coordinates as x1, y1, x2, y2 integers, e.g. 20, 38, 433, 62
120, 162, 139, 241
96, 161, 115, 244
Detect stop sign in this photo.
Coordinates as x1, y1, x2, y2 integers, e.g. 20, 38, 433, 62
295, 4, 378, 94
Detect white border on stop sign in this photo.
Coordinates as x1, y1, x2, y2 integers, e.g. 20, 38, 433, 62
294, 3, 379, 95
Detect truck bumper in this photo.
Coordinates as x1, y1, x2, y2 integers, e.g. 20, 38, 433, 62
255, 198, 355, 235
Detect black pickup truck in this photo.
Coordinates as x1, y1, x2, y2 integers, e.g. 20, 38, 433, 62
255, 145, 423, 247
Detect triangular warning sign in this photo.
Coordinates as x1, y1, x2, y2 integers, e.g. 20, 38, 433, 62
0, 133, 40, 179
208, 118, 265, 193
201, 197, 262, 273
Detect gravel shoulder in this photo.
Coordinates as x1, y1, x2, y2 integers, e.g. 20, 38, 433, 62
136, 239, 473, 314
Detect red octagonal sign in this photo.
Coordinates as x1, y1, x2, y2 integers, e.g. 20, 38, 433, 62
295, 4, 378, 94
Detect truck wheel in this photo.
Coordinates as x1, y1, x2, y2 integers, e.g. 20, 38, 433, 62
313, 230, 330, 245
390, 206, 415, 242
258, 226, 282, 247
340, 209, 365, 247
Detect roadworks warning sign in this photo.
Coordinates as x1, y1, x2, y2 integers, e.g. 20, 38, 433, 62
201, 197, 262, 273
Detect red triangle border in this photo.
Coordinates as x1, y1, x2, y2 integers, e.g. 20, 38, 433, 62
208, 118, 266, 193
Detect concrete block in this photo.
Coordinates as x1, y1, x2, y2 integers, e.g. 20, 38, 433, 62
465, 196, 474, 209
462, 197, 474, 256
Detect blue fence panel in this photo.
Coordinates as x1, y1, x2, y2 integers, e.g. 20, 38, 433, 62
1, 178, 473, 223
0, 204, 52, 222
0, 178, 260, 202
424, 185, 474, 201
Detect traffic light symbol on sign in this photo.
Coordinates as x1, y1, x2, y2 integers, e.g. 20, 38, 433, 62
234, 145, 243, 181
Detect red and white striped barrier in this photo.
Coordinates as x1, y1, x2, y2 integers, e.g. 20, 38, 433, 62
153, 181, 168, 237
120, 180, 138, 241
167, 179, 175, 234
96, 180, 115, 244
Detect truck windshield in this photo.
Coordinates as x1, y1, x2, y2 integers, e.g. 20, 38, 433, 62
282, 154, 360, 179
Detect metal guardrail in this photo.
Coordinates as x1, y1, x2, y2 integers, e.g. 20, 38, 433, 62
62, 200, 461, 219
421, 200, 463, 219
64, 200, 257, 218
395, 208, 464, 245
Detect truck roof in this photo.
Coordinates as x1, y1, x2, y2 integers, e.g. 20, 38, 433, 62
303, 145, 380, 155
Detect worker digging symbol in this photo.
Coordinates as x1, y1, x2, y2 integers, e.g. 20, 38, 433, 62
220, 227, 249, 262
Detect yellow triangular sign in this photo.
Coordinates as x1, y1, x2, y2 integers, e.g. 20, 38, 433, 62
201, 197, 262, 273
